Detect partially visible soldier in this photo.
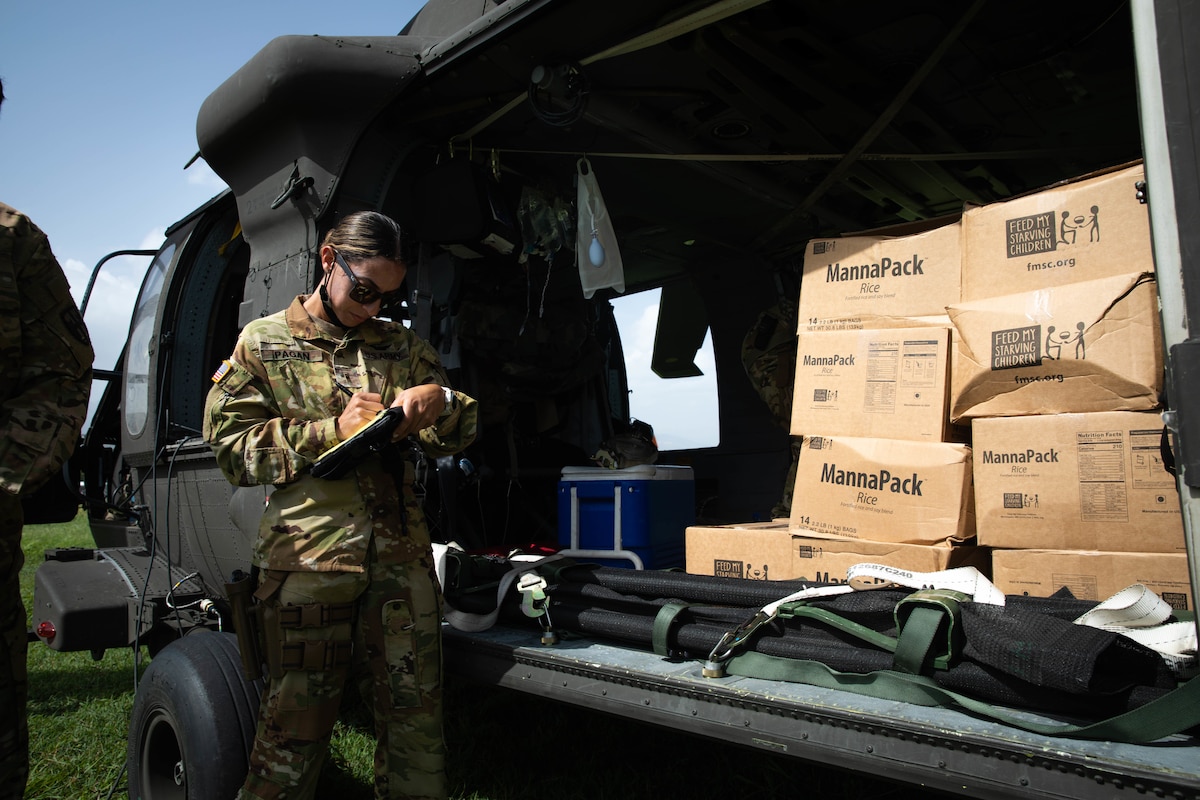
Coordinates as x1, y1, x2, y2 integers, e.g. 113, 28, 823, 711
741, 297, 800, 519
0, 77, 95, 799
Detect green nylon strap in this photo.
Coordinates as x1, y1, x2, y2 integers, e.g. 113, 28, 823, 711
780, 604, 898, 654
892, 605, 944, 675
892, 590, 968, 674
723, 650, 1200, 743
652, 602, 691, 656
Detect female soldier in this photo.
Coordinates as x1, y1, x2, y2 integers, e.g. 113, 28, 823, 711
204, 210, 477, 800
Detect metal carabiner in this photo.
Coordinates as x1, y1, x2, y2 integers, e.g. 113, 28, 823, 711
702, 609, 776, 678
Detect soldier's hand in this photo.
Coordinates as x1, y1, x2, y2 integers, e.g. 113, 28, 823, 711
390, 384, 444, 439
336, 391, 386, 439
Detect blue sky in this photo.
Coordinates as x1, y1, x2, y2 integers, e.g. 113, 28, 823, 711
1, 1, 425, 375
0, 1, 717, 449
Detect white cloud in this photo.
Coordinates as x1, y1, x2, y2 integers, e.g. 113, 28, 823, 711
88, 257, 153, 366
72, 251, 155, 427
141, 228, 166, 250
185, 160, 227, 190
63, 258, 91, 303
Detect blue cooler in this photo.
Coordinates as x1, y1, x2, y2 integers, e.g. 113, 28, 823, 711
557, 465, 695, 569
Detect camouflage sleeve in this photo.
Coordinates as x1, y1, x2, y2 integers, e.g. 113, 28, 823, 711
419, 390, 479, 456
405, 338, 479, 457
203, 340, 340, 487
0, 210, 94, 496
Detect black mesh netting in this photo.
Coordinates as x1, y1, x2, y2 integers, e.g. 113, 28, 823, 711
478, 565, 1181, 720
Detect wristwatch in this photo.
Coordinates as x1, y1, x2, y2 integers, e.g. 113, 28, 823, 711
439, 386, 456, 418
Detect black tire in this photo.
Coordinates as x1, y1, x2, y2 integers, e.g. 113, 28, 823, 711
127, 631, 263, 800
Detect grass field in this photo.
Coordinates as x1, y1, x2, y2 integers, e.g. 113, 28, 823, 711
19, 513, 932, 799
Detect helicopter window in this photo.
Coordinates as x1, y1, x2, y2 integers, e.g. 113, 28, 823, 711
611, 288, 719, 451
124, 243, 174, 438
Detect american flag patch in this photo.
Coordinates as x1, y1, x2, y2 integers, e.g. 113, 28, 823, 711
211, 360, 233, 384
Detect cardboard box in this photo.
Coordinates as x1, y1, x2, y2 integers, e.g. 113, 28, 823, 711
790, 326, 951, 442
948, 272, 1162, 421
790, 435, 974, 545
797, 221, 961, 331
991, 549, 1193, 611
961, 163, 1152, 301
685, 522, 989, 583
973, 412, 1184, 552
685, 522, 795, 581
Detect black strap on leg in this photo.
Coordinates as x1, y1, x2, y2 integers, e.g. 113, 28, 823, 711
280, 640, 354, 671
277, 602, 356, 628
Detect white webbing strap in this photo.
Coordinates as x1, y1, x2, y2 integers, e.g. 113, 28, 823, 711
755, 564, 1004, 621
1073, 584, 1198, 673
846, 564, 1007, 606
1074, 583, 1172, 628
433, 543, 566, 632
758, 564, 1005, 619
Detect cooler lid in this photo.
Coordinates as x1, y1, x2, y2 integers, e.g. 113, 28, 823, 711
560, 465, 693, 481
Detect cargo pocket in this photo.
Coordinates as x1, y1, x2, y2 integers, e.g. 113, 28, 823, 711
245, 445, 302, 484
272, 667, 342, 742
0, 409, 64, 494
382, 598, 422, 709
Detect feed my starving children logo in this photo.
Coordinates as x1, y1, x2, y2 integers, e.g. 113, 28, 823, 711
1006, 204, 1100, 258
991, 322, 1087, 370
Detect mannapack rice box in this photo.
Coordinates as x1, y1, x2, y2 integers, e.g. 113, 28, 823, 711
972, 411, 1183, 553
790, 435, 974, 545
685, 521, 988, 584
797, 221, 961, 331
791, 325, 951, 442
991, 549, 1192, 611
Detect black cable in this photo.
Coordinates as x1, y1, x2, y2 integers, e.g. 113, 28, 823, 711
132, 347, 172, 691
102, 759, 127, 800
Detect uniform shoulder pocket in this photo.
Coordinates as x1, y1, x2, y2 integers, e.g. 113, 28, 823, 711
211, 359, 255, 397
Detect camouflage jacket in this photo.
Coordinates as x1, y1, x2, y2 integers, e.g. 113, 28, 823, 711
741, 298, 797, 432
204, 295, 478, 572
0, 203, 93, 497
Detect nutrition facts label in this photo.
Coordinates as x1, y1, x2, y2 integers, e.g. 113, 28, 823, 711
1076, 429, 1128, 522
864, 340, 898, 411
864, 337, 939, 413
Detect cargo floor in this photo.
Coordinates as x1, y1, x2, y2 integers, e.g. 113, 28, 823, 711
443, 623, 1200, 800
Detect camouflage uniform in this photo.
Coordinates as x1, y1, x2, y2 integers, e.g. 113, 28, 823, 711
741, 299, 800, 518
204, 295, 477, 800
0, 203, 93, 800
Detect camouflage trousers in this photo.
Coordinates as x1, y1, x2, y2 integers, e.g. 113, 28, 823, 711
0, 494, 26, 800
238, 543, 445, 800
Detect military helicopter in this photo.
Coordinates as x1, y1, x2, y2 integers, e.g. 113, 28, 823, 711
27, 0, 1200, 797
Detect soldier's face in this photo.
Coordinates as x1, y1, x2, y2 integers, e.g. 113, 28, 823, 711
326, 254, 406, 327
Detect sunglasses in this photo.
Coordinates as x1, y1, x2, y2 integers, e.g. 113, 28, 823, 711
332, 250, 403, 307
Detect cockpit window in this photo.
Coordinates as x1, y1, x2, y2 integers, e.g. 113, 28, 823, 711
124, 243, 174, 437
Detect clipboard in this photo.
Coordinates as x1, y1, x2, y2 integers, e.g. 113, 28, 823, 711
310, 407, 406, 480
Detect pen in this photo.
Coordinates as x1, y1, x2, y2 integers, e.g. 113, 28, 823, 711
333, 379, 354, 397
